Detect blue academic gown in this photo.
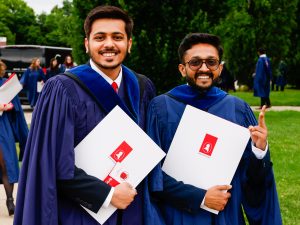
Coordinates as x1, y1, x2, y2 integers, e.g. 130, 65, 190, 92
147, 85, 282, 225
14, 64, 164, 225
0, 78, 28, 183
254, 56, 272, 98
20, 67, 46, 107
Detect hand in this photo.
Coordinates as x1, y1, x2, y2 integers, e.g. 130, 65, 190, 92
204, 185, 232, 211
0, 103, 13, 112
110, 182, 137, 209
249, 105, 268, 150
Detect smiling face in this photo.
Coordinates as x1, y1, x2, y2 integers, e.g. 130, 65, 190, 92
85, 18, 132, 79
178, 43, 223, 91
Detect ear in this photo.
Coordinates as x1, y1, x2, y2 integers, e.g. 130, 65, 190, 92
178, 64, 187, 78
218, 63, 223, 76
84, 38, 89, 53
128, 38, 133, 54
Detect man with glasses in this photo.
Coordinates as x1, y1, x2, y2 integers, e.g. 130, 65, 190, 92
146, 33, 282, 225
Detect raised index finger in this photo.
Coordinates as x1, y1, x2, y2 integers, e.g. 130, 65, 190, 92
258, 105, 267, 128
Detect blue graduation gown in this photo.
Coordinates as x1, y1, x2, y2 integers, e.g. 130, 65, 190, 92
20, 67, 46, 107
147, 85, 282, 225
254, 56, 272, 98
14, 64, 164, 225
0, 78, 28, 183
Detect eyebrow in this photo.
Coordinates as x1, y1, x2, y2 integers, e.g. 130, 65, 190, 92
93, 32, 124, 35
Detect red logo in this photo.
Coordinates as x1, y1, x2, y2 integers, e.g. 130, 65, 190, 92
104, 175, 120, 187
199, 134, 218, 157
110, 141, 133, 163
120, 171, 128, 180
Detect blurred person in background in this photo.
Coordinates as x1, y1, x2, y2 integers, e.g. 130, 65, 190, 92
0, 60, 28, 216
60, 55, 76, 72
20, 57, 46, 108
253, 47, 272, 109
46, 57, 61, 81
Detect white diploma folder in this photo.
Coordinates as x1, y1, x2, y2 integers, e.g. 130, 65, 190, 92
37, 81, 44, 93
75, 105, 166, 224
162, 105, 250, 214
0, 73, 23, 116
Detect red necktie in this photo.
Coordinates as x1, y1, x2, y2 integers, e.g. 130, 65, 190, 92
111, 81, 118, 93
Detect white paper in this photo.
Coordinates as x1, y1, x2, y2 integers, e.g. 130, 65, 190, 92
37, 81, 44, 92
75, 106, 166, 224
0, 73, 23, 116
162, 105, 250, 214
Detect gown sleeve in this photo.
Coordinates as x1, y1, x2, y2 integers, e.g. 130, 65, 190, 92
240, 103, 282, 225
20, 68, 29, 87
57, 166, 111, 213
8, 95, 28, 161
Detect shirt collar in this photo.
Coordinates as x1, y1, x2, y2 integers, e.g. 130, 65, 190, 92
90, 59, 122, 87
260, 54, 267, 58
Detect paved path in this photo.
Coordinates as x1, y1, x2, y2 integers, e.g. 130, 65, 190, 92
1, 105, 299, 225
251, 106, 300, 112
0, 184, 17, 225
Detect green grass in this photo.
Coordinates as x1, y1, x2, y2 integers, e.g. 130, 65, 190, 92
17, 108, 299, 224
254, 111, 300, 224
229, 88, 300, 106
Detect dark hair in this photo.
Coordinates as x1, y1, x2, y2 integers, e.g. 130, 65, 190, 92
84, 5, 134, 39
63, 55, 74, 68
178, 33, 223, 63
258, 47, 266, 54
49, 58, 58, 70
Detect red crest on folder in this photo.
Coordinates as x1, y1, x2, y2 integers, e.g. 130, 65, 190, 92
103, 175, 120, 187
110, 141, 133, 162
199, 134, 218, 157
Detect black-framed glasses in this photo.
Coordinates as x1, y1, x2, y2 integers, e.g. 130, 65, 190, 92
184, 58, 220, 71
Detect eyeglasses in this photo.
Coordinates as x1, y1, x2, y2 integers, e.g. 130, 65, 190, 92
184, 58, 220, 71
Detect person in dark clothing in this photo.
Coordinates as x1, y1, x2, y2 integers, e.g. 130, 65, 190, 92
14, 5, 163, 225
147, 33, 282, 225
253, 47, 272, 108
46, 57, 61, 80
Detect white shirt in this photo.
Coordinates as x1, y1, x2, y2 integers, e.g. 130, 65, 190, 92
90, 59, 121, 208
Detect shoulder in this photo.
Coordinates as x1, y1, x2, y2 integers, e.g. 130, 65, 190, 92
224, 94, 256, 125
222, 95, 252, 115
133, 71, 155, 89
149, 94, 184, 114
225, 94, 249, 109
43, 74, 81, 106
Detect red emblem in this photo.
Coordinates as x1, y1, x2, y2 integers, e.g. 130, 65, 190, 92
110, 141, 133, 163
104, 175, 120, 187
199, 134, 218, 157
120, 171, 128, 180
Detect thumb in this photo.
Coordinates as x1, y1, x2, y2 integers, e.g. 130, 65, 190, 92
217, 185, 232, 191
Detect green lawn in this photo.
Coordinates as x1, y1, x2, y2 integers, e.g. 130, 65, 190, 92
229, 88, 300, 106
17, 91, 300, 224
255, 111, 300, 224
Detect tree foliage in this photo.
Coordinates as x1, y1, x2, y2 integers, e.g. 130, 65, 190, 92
1, 0, 300, 89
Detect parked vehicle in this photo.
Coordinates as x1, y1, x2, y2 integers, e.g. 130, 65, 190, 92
0, 45, 72, 104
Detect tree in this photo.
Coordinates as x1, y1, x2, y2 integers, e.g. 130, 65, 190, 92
0, 0, 37, 44
288, 0, 300, 88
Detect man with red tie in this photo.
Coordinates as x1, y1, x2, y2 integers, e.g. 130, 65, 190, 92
14, 5, 163, 225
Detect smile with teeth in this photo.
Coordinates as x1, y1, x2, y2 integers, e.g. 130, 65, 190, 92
196, 75, 210, 79
102, 52, 117, 57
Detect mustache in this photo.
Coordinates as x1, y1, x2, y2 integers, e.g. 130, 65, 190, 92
99, 48, 120, 54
